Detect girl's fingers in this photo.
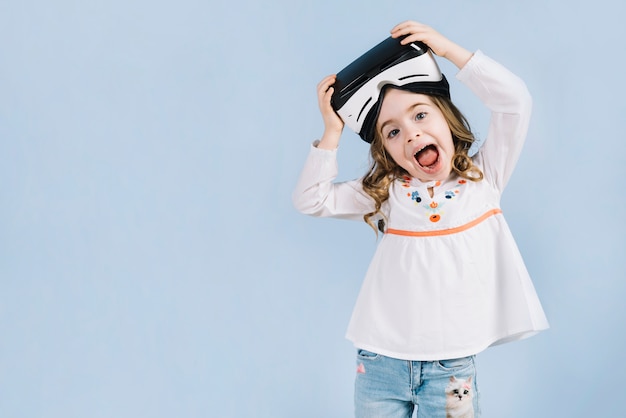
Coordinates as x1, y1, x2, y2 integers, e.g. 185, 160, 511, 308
317, 77, 336, 110
317, 74, 336, 90
390, 21, 451, 56
316, 77, 343, 133
317, 75, 338, 105
321, 86, 334, 104
391, 21, 436, 46
391, 20, 418, 32
391, 21, 422, 36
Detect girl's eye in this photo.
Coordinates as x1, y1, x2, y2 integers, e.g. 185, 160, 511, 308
415, 112, 426, 121
386, 129, 400, 139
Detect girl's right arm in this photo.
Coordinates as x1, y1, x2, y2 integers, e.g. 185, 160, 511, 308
291, 147, 374, 220
292, 76, 374, 220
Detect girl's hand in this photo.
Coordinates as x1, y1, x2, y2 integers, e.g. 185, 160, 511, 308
390, 21, 473, 70
316, 75, 344, 149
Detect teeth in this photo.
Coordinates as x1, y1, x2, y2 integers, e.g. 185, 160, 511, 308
414, 145, 430, 158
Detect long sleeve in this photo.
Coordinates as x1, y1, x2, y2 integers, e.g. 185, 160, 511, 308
291, 142, 375, 221
457, 50, 533, 191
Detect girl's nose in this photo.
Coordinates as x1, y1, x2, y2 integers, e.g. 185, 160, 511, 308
407, 128, 421, 142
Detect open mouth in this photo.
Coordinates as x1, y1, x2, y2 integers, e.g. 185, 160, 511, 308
414, 144, 439, 168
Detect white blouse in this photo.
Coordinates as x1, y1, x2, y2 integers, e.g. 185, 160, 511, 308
292, 50, 549, 361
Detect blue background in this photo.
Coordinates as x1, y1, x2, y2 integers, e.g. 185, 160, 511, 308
1, 0, 624, 416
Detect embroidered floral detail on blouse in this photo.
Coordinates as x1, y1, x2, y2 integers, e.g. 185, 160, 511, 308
400, 176, 412, 188
404, 178, 468, 222
410, 190, 422, 203
425, 202, 443, 222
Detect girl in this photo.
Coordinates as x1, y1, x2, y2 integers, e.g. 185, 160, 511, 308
293, 21, 549, 417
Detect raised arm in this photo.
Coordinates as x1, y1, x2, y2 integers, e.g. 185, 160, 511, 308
392, 20, 532, 191
291, 78, 373, 219
457, 52, 532, 191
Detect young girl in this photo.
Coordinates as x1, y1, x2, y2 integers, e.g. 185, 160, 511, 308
293, 21, 549, 417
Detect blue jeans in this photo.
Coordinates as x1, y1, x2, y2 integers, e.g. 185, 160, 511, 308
354, 349, 480, 418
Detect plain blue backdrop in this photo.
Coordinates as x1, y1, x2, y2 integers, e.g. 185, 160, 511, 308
1, 0, 624, 416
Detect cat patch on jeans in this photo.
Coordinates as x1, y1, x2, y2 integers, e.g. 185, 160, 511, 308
445, 376, 474, 418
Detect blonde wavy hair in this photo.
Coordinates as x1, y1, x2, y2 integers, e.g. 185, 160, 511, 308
361, 94, 484, 232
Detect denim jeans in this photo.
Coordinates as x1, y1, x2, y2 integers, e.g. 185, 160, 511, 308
354, 349, 480, 418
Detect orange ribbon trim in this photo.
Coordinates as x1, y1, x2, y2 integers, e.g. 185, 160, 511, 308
386, 209, 503, 237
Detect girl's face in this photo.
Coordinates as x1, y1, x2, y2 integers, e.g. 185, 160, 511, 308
376, 89, 455, 183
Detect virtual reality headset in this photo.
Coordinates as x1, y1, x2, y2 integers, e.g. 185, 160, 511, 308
331, 36, 450, 143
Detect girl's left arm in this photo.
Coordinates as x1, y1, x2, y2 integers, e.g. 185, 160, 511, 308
391, 21, 532, 191
457, 51, 533, 191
